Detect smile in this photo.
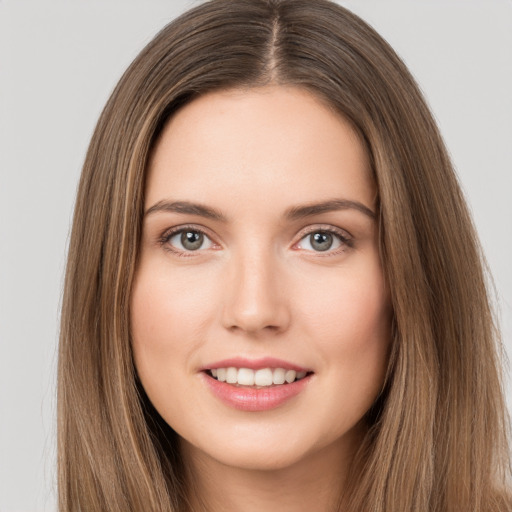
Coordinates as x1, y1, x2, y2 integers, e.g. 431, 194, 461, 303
208, 367, 309, 387
201, 358, 314, 412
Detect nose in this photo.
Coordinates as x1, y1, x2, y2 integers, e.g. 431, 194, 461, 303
221, 248, 291, 335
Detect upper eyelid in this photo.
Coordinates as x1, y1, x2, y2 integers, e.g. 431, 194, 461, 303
160, 223, 351, 236
161, 223, 216, 239
294, 224, 352, 240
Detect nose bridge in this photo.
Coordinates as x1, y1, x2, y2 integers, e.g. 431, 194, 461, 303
222, 242, 289, 334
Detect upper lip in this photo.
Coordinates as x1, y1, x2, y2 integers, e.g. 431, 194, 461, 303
201, 357, 311, 373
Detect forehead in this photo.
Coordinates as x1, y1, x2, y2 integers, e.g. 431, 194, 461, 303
146, 86, 375, 211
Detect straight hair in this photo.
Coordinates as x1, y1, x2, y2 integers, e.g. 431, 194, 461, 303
58, 0, 511, 510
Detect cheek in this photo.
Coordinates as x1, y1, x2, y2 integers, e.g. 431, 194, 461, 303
130, 263, 203, 391
131, 263, 214, 350
130, 263, 210, 423
299, 261, 392, 394
337, 284, 390, 348
299, 262, 391, 347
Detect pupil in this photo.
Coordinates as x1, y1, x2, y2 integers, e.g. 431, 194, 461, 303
181, 231, 203, 250
311, 232, 332, 251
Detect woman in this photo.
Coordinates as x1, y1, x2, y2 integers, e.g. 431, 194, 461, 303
58, 0, 512, 510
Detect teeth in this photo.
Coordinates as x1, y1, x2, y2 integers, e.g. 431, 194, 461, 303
272, 368, 286, 385
285, 370, 296, 383
254, 368, 273, 386
209, 367, 309, 387
237, 368, 255, 386
226, 367, 238, 384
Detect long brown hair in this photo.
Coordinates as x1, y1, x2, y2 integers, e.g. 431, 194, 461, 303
58, 0, 511, 510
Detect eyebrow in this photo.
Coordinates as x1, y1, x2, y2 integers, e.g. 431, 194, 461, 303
144, 198, 376, 222
285, 199, 376, 220
145, 200, 227, 221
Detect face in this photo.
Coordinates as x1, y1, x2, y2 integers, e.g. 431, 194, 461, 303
131, 86, 391, 473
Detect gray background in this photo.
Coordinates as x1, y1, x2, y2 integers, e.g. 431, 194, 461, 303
1, 1, 511, 510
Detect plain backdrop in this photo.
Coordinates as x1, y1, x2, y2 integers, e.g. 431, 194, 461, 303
0, 1, 511, 510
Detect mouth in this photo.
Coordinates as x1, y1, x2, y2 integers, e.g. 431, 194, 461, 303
205, 367, 312, 387
201, 358, 314, 411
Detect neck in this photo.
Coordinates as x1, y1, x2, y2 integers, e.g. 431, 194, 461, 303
181, 431, 363, 512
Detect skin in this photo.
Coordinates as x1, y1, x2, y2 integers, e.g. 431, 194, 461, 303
131, 86, 392, 511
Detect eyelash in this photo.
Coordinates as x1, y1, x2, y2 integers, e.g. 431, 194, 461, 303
294, 225, 354, 254
158, 224, 218, 257
158, 224, 354, 256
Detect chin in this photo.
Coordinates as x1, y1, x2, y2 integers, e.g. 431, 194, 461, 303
179, 420, 358, 475
188, 442, 313, 472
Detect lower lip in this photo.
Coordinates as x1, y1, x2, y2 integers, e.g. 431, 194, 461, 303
202, 372, 312, 412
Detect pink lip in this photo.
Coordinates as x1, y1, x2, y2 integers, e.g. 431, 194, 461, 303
201, 373, 312, 412
201, 357, 310, 372
199, 357, 313, 412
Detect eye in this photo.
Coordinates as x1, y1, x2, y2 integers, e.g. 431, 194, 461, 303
295, 229, 351, 253
165, 228, 215, 252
